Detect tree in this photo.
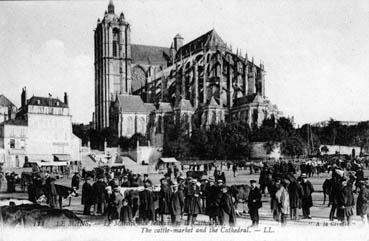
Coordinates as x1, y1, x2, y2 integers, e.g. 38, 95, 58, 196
281, 136, 305, 157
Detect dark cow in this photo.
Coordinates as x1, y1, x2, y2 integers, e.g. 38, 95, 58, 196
0, 203, 83, 227
229, 184, 251, 214
322, 178, 332, 206
186, 171, 206, 180
55, 184, 78, 209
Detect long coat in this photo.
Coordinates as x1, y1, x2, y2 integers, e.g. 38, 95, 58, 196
170, 190, 184, 216
184, 184, 202, 215
357, 186, 369, 216
275, 186, 290, 215
288, 181, 304, 209
93, 181, 107, 204
247, 187, 262, 210
81, 182, 94, 206
218, 192, 236, 225
159, 184, 172, 214
205, 185, 220, 217
139, 189, 155, 220
301, 180, 314, 208
337, 185, 355, 219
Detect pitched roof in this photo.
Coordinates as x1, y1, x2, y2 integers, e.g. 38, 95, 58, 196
0, 95, 16, 108
117, 94, 150, 113
131, 44, 170, 66
28, 96, 68, 108
207, 96, 219, 107
144, 103, 156, 113
176, 29, 227, 59
156, 102, 173, 113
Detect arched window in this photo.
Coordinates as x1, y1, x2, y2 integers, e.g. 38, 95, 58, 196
113, 28, 120, 57
157, 115, 162, 134
139, 117, 146, 134
127, 116, 133, 136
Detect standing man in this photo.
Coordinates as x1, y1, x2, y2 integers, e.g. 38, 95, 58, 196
300, 173, 314, 219
356, 180, 369, 224
93, 177, 107, 215
170, 182, 184, 225
71, 172, 80, 190
139, 180, 155, 224
205, 177, 220, 224
248, 180, 262, 226
159, 178, 172, 223
82, 177, 94, 215
185, 179, 202, 225
275, 180, 290, 226
288, 178, 304, 220
218, 185, 236, 226
232, 164, 238, 178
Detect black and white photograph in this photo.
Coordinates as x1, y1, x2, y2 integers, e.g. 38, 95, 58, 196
1, 0, 369, 240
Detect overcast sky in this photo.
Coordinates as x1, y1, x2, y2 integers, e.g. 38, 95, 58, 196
1, 0, 369, 126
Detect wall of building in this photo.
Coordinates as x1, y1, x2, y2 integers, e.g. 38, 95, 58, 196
320, 145, 361, 156
0, 124, 28, 168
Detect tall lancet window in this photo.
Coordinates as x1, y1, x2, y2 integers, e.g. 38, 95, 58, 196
113, 28, 120, 57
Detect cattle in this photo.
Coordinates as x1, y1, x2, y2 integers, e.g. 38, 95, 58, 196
186, 171, 206, 180
229, 184, 251, 215
0, 203, 83, 227
54, 184, 79, 209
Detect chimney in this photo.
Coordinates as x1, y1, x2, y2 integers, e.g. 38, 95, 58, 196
64, 92, 68, 106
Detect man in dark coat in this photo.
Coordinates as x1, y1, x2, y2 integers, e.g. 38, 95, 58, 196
71, 172, 80, 190
170, 182, 184, 225
259, 165, 269, 194
185, 179, 202, 225
139, 181, 156, 224
82, 177, 94, 215
205, 178, 220, 224
356, 180, 369, 224
159, 178, 172, 223
337, 178, 355, 225
288, 179, 303, 220
248, 180, 262, 226
300, 174, 314, 219
218, 185, 236, 226
93, 177, 107, 215
121, 175, 131, 187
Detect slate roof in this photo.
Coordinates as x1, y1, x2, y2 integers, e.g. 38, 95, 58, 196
176, 29, 227, 59
131, 44, 170, 66
117, 94, 150, 113
0, 95, 16, 108
28, 96, 68, 108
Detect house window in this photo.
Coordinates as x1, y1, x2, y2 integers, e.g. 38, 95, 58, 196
10, 139, 15, 148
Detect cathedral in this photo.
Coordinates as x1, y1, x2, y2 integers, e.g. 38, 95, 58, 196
93, 0, 283, 146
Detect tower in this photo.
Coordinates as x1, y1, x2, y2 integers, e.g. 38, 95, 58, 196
94, 0, 132, 130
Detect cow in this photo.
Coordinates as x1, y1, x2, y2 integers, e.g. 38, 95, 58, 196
229, 184, 251, 215
0, 203, 83, 227
322, 178, 332, 206
54, 184, 78, 209
186, 171, 206, 180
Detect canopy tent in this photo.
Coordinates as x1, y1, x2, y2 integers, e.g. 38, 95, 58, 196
159, 158, 178, 163
30, 161, 68, 167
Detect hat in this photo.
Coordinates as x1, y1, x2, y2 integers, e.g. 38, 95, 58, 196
301, 173, 307, 178
217, 179, 224, 183
190, 179, 197, 183
250, 180, 257, 184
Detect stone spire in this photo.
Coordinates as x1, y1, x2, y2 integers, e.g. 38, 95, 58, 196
108, 0, 115, 14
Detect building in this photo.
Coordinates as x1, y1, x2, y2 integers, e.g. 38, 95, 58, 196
0, 94, 17, 124
93, 1, 283, 146
0, 88, 81, 168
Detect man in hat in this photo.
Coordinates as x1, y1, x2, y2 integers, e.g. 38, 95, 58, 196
93, 177, 107, 215
143, 174, 152, 187
300, 173, 314, 219
107, 184, 123, 221
139, 180, 155, 224
71, 172, 80, 190
205, 177, 220, 224
185, 178, 201, 225
275, 180, 290, 226
158, 178, 172, 223
218, 185, 236, 226
121, 175, 131, 187
356, 179, 369, 224
82, 176, 94, 215
46, 177, 58, 208
248, 180, 262, 226
288, 177, 303, 220
337, 178, 355, 225
170, 182, 184, 225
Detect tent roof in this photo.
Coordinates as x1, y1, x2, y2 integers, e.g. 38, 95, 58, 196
159, 157, 178, 163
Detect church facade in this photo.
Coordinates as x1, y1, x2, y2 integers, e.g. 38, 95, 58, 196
93, 1, 283, 146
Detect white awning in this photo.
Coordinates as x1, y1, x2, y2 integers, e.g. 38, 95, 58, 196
159, 157, 178, 163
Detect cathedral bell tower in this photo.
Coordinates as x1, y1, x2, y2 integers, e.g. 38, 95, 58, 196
94, 0, 132, 130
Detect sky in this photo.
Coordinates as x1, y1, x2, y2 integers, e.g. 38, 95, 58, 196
0, 0, 369, 126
